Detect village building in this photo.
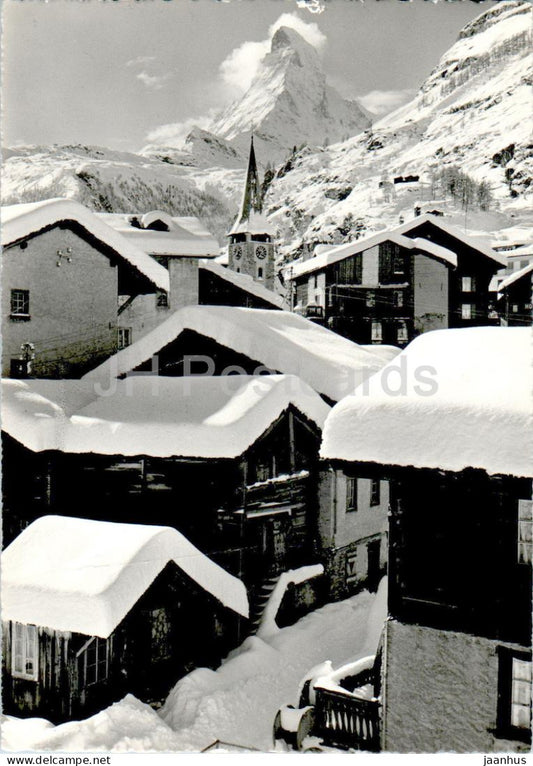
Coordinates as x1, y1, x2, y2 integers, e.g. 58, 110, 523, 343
496, 262, 533, 326
287, 214, 506, 347
82, 304, 398, 405
227, 137, 277, 292
1, 374, 330, 607
98, 209, 285, 343
2, 199, 169, 378
320, 326, 532, 752
1, 515, 248, 722
317, 464, 389, 602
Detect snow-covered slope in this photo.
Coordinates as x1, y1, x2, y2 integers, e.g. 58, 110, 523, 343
209, 26, 371, 163
3, 4, 531, 250
1, 144, 235, 242
266, 1, 533, 255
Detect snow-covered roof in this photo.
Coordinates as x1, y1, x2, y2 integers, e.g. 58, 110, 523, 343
229, 211, 275, 237
288, 230, 457, 279
395, 213, 506, 266
95, 211, 218, 258
200, 259, 286, 309
498, 261, 533, 292
505, 242, 533, 259
2, 375, 330, 459
2, 515, 249, 637
83, 305, 398, 402
1, 198, 169, 292
321, 327, 532, 478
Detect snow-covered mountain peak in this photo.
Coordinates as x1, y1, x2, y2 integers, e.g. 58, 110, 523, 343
270, 25, 320, 68
210, 26, 370, 163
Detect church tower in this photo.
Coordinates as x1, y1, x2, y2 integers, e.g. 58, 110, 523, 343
227, 137, 276, 291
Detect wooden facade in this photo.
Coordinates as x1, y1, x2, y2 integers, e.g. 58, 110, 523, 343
2, 406, 323, 592
2, 563, 242, 723
497, 267, 532, 326
291, 221, 502, 347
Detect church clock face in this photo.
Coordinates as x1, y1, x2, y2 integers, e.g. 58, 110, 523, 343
233, 246, 242, 260
256, 245, 267, 260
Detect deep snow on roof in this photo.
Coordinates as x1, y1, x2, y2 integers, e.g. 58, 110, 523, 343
200, 259, 286, 308
2, 374, 330, 459
229, 211, 275, 237
288, 214, 505, 279
83, 305, 397, 402
498, 261, 533, 291
395, 213, 506, 265
96, 211, 218, 257
321, 327, 532, 477
288, 230, 457, 279
1, 198, 169, 292
2, 515, 248, 637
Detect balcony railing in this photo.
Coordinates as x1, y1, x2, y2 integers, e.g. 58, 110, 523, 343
313, 687, 380, 752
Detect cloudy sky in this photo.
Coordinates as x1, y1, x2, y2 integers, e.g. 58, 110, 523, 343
3, 0, 484, 152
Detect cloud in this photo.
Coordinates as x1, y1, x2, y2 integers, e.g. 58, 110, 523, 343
136, 71, 171, 91
358, 88, 415, 116
296, 0, 326, 14
219, 12, 326, 94
144, 112, 218, 148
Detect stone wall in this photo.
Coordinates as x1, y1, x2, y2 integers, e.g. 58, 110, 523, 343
3, 227, 118, 377
382, 619, 530, 753
413, 253, 449, 334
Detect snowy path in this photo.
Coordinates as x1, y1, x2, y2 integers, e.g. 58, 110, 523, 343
161, 577, 387, 751
1, 580, 386, 752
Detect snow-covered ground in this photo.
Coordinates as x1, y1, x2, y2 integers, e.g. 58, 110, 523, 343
1, 580, 387, 752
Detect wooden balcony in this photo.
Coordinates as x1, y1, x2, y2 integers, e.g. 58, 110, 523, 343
313, 686, 380, 752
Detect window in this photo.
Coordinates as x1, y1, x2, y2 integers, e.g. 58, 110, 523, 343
511, 658, 532, 730
461, 304, 473, 320
346, 552, 358, 583
118, 328, 132, 350
371, 321, 382, 343
257, 266, 264, 280
393, 252, 405, 276
10, 289, 30, 318
512, 304, 519, 314
370, 479, 381, 507
156, 291, 169, 308
393, 290, 404, 308
397, 321, 408, 343
497, 648, 532, 743
78, 637, 109, 687
521, 260, 529, 270
346, 477, 357, 511
12, 623, 38, 681
313, 275, 318, 289
366, 291, 376, 308
518, 499, 532, 564
462, 276, 475, 292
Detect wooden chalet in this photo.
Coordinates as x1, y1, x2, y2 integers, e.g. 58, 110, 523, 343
320, 326, 532, 752
497, 262, 533, 326
2, 515, 248, 722
1, 375, 330, 598
288, 214, 506, 347
82, 304, 398, 405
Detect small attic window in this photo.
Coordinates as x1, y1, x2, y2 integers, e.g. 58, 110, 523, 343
146, 219, 170, 232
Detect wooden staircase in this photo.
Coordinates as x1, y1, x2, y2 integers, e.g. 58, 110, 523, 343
248, 574, 280, 635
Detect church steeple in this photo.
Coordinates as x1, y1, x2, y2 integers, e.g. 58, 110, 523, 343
227, 136, 276, 292
237, 136, 263, 223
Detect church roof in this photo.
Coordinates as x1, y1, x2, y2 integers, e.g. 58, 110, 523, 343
229, 137, 274, 237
